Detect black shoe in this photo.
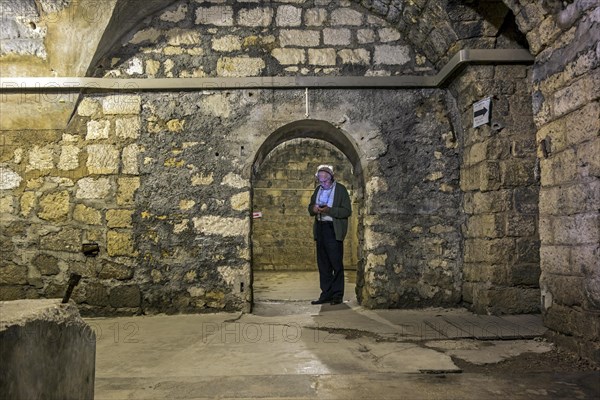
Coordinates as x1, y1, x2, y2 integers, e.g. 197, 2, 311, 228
330, 298, 343, 305
311, 299, 329, 305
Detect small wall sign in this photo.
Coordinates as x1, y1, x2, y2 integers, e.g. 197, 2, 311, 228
473, 97, 491, 128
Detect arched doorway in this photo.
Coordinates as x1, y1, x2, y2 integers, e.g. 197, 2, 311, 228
250, 120, 365, 306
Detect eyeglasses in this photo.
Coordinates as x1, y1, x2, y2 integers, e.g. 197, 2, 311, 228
318, 178, 331, 183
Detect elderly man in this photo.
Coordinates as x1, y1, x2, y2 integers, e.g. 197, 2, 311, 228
308, 165, 352, 305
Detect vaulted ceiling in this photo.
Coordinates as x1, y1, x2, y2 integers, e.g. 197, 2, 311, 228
1, 0, 550, 78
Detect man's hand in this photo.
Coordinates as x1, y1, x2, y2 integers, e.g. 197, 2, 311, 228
318, 205, 330, 214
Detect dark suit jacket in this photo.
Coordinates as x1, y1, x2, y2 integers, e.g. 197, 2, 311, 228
308, 182, 352, 241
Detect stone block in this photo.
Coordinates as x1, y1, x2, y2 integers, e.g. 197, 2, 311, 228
331, 8, 363, 25
540, 148, 577, 186
553, 72, 599, 120
578, 137, 599, 178
121, 143, 140, 175
540, 245, 572, 275
486, 287, 541, 314
479, 161, 501, 192
276, 5, 301, 27
553, 213, 599, 245
165, 28, 200, 46
357, 29, 374, 43
378, 27, 400, 42
83, 282, 109, 306
86, 145, 119, 174
231, 192, 250, 211
97, 261, 134, 280
19, 192, 36, 217
129, 27, 161, 45
465, 213, 505, 238
338, 49, 370, 65
463, 263, 505, 284
304, 8, 327, 26
38, 191, 70, 221
308, 48, 336, 66
464, 141, 487, 166
40, 228, 82, 253
460, 166, 480, 191
464, 238, 515, 264
564, 102, 599, 148
323, 28, 351, 46
509, 263, 541, 287
106, 209, 133, 228
192, 216, 249, 237
374, 45, 410, 65
102, 95, 141, 115
216, 57, 265, 77
0, 166, 23, 190
117, 177, 139, 206
212, 35, 242, 52
0, 194, 15, 213
0, 264, 28, 284
506, 213, 537, 237
86, 120, 109, 140
107, 230, 135, 257
544, 274, 585, 307
271, 48, 305, 65
73, 204, 102, 225
543, 303, 583, 338
538, 216, 554, 244
195, 6, 233, 26
0, 299, 96, 400
33, 253, 60, 275
0, 286, 25, 301
58, 145, 80, 170
109, 285, 140, 308
237, 7, 273, 27
514, 186, 539, 214
76, 177, 112, 200
26, 146, 54, 171
77, 97, 99, 117
279, 29, 320, 47
573, 244, 599, 277
115, 117, 140, 139
516, 237, 540, 264
500, 159, 535, 187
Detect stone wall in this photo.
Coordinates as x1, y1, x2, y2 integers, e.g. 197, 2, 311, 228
529, 4, 600, 362
0, 96, 144, 315
0, 87, 462, 314
92, 0, 432, 79
451, 64, 540, 315
0, 0, 463, 314
252, 138, 359, 271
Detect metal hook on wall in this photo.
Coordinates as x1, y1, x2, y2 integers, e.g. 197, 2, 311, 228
305, 87, 310, 118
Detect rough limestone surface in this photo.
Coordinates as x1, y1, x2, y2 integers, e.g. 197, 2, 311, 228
0, 299, 95, 400
0, 0, 598, 365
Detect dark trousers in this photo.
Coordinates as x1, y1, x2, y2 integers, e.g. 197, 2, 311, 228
316, 222, 344, 300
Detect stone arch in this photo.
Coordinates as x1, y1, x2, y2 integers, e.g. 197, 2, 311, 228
250, 119, 366, 302
252, 120, 364, 183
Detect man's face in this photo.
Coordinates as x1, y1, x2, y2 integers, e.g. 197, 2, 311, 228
317, 171, 333, 189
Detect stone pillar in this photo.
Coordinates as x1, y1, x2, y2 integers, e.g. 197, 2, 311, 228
0, 299, 96, 400
531, 5, 600, 362
454, 64, 541, 314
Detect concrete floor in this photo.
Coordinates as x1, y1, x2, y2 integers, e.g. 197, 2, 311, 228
89, 271, 599, 399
